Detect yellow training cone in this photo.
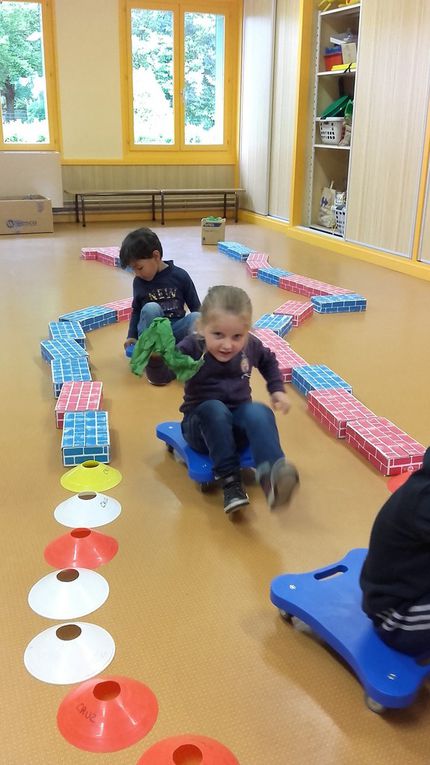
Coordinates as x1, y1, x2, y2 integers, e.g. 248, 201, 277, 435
60, 461, 122, 492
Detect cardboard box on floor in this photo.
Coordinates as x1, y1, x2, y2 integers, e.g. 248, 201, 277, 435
201, 216, 226, 245
0, 195, 53, 235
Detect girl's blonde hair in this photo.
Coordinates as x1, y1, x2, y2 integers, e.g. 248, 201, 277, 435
199, 285, 252, 326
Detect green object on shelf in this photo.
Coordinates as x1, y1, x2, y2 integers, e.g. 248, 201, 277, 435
320, 95, 350, 119
344, 98, 354, 120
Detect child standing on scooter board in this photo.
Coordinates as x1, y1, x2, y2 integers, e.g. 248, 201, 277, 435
177, 285, 299, 514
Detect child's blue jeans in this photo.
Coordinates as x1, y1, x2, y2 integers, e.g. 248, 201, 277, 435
137, 302, 200, 342
181, 399, 285, 478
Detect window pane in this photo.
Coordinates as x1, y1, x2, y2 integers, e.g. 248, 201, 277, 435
131, 8, 174, 145
0, 1, 49, 144
184, 12, 224, 145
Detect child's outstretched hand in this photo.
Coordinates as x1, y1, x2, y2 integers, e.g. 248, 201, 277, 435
270, 391, 291, 414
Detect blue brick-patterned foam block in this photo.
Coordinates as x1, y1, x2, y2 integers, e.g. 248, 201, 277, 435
62, 410, 110, 466
292, 364, 352, 397
59, 306, 117, 332
41, 338, 89, 363
253, 313, 293, 338
51, 357, 92, 398
49, 320, 86, 348
257, 266, 293, 286
217, 241, 254, 262
311, 294, 367, 313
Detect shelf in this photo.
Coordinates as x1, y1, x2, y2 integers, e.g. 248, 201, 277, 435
309, 223, 343, 238
314, 143, 350, 150
320, 3, 360, 18
317, 69, 356, 77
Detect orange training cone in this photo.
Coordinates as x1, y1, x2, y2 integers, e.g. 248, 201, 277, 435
44, 528, 118, 569
57, 676, 158, 752
136, 735, 239, 764
387, 469, 417, 493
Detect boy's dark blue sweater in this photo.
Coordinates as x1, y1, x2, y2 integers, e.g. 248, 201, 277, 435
177, 332, 285, 415
360, 447, 430, 617
127, 260, 200, 339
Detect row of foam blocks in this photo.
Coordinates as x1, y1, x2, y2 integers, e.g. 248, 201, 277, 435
219, 242, 425, 477
78, 241, 425, 477
39, 301, 132, 466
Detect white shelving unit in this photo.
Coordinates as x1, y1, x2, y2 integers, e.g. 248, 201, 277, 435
306, 3, 361, 237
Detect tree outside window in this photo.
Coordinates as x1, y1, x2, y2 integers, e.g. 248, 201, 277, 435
126, 2, 232, 153
0, 0, 53, 146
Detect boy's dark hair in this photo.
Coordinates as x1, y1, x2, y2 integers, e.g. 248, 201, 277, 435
119, 227, 163, 269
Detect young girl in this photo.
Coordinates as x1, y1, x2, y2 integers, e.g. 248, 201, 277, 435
177, 285, 299, 514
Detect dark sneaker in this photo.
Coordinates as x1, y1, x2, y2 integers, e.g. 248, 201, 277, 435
145, 354, 176, 386
222, 475, 250, 514
258, 458, 299, 509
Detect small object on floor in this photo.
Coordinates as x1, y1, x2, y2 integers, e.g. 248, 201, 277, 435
125, 342, 135, 358
57, 675, 158, 752
156, 421, 254, 492
387, 469, 417, 493
53, 491, 121, 528
257, 458, 299, 509
28, 567, 109, 620
44, 527, 119, 568
24, 622, 115, 684
60, 460, 122, 492
270, 548, 430, 712
136, 734, 239, 764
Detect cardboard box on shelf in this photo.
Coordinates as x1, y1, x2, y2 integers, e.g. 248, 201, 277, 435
341, 42, 357, 65
201, 216, 226, 245
0, 195, 53, 235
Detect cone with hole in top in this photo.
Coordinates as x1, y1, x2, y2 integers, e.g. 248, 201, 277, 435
57, 676, 158, 752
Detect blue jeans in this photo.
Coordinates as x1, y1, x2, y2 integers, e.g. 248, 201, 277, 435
137, 302, 200, 342
181, 400, 285, 478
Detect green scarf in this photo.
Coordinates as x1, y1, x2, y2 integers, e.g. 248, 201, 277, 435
130, 317, 203, 382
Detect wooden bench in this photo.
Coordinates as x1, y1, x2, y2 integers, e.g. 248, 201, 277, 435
159, 188, 244, 225
65, 187, 244, 227
65, 189, 160, 228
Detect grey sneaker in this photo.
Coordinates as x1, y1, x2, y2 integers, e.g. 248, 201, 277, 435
258, 458, 299, 509
222, 475, 250, 514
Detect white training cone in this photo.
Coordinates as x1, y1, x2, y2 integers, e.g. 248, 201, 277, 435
54, 491, 121, 528
24, 622, 115, 684
28, 568, 109, 620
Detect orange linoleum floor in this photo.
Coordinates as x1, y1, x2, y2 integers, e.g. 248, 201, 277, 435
1, 220, 430, 765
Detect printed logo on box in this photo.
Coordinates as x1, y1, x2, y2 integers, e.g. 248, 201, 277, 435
7, 218, 37, 229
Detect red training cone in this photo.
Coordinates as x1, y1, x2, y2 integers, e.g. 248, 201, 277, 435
44, 527, 118, 569
136, 735, 239, 764
57, 676, 158, 752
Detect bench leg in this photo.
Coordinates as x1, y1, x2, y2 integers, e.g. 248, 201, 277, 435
80, 195, 86, 227
161, 193, 165, 225
223, 193, 227, 219
235, 192, 239, 223
152, 194, 155, 222
74, 194, 80, 224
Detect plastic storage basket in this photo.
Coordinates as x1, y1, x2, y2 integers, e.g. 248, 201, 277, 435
334, 205, 346, 236
318, 117, 344, 145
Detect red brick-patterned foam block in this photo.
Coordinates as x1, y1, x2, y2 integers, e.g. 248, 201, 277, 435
55, 381, 103, 428
251, 328, 307, 382
274, 300, 314, 326
103, 298, 133, 322
345, 416, 425, 475
245, 252, 269, 278
308, 388, 375, 438
278, 274, 353, 297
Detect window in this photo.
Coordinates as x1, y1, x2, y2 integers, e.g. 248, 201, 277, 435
0, 0, 58, 150
122, 1, 238, 163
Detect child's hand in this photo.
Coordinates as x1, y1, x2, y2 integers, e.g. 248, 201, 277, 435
270, 391, 291, 415
124, 337, 137, 350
